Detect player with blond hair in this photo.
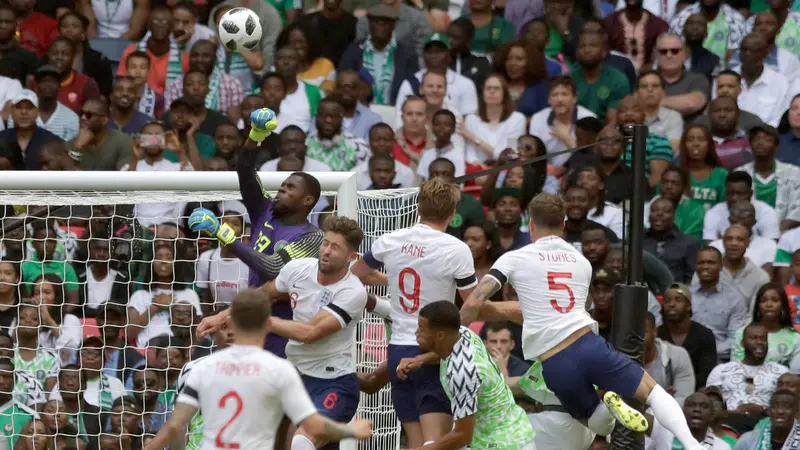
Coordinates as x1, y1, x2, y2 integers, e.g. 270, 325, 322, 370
145, 289, 372, 450
352, 177, 478, 448
462, 192, 707, 450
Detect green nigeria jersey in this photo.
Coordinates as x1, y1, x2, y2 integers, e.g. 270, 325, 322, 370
176, 358, 204, 450
440, 327, 534, 450
0, 399, 37, 450
13, 348, 59, 388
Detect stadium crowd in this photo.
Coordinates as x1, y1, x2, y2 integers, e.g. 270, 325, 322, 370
6, 0, 800, 448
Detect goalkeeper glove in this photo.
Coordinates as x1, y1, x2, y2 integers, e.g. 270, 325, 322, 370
188, 208, 236, 245
249, 107, 278, 142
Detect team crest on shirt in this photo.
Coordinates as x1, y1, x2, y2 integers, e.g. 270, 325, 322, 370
319, 289, 334, 306
4, 423, 11, 434
274, 240, 288, 252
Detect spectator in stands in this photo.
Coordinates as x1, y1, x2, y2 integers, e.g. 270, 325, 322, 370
582, 19, 639, 90
0, 262, 19, 331
127, 242, 202, 347
259, 126, 330, 172
365, 153, 397, 190
738, 124, 800, 230
257, 73, 288, 134
396, 33, 479, 118
710, 201, 778, 274
679, 124, 727, 210
165, 96, 216, 166
715, 224, 771, 309
108, 78, 152, 137
124, 52, 166, 120
539, 0, 583, 61
20, 219, 79, 306
38, 38, 102, 114
165, 40, 244, 117
637, 71, 684, 148
195, 212, 249, 312
646, 392, 728, 448
10, 64, 79, 142
211, 123, 241, 169
68, 98, 133, 171
603, 0, 670, 70
461, 0, 515, 55
571, 29, 631, 123
519, 18, 562, 77
746, 0, 800, 55
681, 13, 721, 80
590, 268, 618, 340
356, 123, 415, 190
29, 273, 83, 358
304, 97, 370, 171
658, 283, 718, 389
644, 197, 699, 283
735, 390, 800, 449
690, 246, 748, 361
777, 94, 800, 166
341, 4, 420, 107
589, 126, 640, 205
10, 0, 57, 57
669, 0, 746, 63
277, 23, 337, 94
168, 3, 216, 51
57, 11, 113, 98
654, 32, 710, 121
733, 13, 800, 79
0, 358, 37, 449
37, 140, 81, 171
707, 323, 788, 411
704, 171, 780, 241
117, 7, 191, 96
480, 321, 530, 377
488, 187, 528, 259
0, 5, 38, 84
330, 70, 382, 141
732, 33, 792, 128
273, 45, 322, 133
427, 157, 485, 239
460, 73, 526, 163
0, 90, 61, 170
131, 368, 165, 433
617, 95, 673, 187
354, 0, 430, 60
95, 303, 144, 389
77, 233, 127, 316
393, 96, 432, 171
564, 185, 599, 250
529, 76, 596, 172
644, 311, 696, 407
14, 304, 59, 390
490, 40, 549, 117
694, 70, 763, 134
446, 18, 491, 90
170, 70, 235, 139
417, 71, 462, 131
107, 396, 143, 441
731, 283, 800, 369
705, 96, 754, 170
298, 0, 357, 66
237, 94, 266, 137
575, 166, 624, 238
463, 222, 494, 281
416, 109, 464, 179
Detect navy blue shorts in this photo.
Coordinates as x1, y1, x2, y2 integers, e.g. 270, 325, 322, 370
301, 373, 361, 450
387, 344, 451, 423
540, 332, 644, 420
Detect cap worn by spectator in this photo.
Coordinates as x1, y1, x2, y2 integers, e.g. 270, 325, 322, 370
34, 64, 61, 81
358, 68, 374, 85
667, 282, 692, 303
170, 97, 196, 112
82, 335, 104, 347
592, 268, 622, 286
425, 33, 449, 49
748, 124, 780, 142
491, 187, 522, 207
367, 3, 399, 20
11, 89, 38, 108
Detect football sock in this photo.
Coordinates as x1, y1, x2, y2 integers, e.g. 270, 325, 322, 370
647, 385, 701, 448
587, 403, 615, 436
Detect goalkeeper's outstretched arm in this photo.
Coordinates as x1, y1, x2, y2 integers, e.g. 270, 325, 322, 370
228, 230, 323, 280
236, 109, 281, 219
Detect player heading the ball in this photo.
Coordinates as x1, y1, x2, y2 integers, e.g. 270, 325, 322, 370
462, 192, 707, 450
145, 289, 372, 450
262, 216, 368, 450
352, 178, 478, 448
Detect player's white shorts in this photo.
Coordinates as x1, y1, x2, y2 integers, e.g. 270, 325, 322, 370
528, 411, 594, 450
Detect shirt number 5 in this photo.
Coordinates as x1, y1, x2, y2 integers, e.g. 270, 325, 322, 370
254, 233, 271, 253
547, 272, 575, 314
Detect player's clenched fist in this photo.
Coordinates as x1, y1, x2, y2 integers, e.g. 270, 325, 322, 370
249, 107, 278, 142
188, 208, 236, 245
396, 356, 424, 380
350, 417, 373, 440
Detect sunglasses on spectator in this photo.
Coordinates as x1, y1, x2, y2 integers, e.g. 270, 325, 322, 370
658, 48, 681, 55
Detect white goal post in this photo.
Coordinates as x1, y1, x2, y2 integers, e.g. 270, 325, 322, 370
0, 171, 413, 450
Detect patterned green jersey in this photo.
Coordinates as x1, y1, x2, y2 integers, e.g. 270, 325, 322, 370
517, 360, 559, 405
440, 327, 534, 450
13, 348, 59, 388
731, 326, 800, 367
176, 358, 205, 450
0, 399, 38, 450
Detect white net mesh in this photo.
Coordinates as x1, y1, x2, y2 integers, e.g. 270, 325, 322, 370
0, 185, 420, 450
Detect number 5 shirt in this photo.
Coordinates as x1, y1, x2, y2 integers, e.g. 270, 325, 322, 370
487, 235, 595, 361
363, 223, 477, 346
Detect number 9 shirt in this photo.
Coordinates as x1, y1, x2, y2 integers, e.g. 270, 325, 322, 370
362, 224, 477, 346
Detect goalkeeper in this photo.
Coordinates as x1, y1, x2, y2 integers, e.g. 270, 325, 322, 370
191, 108, 323, 358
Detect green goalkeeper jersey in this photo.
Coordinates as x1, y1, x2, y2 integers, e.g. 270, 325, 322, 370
440, 327, 535, 450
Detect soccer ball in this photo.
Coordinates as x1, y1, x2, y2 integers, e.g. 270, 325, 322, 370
218, 8, 262, 52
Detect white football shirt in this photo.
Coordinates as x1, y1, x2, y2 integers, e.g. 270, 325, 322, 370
364, 224, 477, 345
489, 235, 596, 360
274, 258, 368, 378
177, 345, 318, 450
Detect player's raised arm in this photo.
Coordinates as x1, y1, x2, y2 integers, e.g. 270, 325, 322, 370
236, 108, 279, 218
460, 274, 503, 325
270, 285, 368, 344
197, 278, 288, 338
351, 254, 389, 286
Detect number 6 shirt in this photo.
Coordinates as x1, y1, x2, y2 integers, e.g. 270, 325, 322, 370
363, 223, 477, 346
487, 235, 596, 361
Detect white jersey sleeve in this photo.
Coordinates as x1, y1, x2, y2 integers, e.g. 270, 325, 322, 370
274, 258, 308, 293
363, 224, 477, 346
489, 236, 596, 360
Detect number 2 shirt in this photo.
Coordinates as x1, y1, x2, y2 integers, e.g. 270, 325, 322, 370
488, 235, 595, 360
363, 223, 477, 346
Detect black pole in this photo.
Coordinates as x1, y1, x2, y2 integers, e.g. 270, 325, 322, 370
609, 124, 650, 450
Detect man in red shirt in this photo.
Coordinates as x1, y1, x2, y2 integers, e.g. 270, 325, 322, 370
9, 0, 58, 56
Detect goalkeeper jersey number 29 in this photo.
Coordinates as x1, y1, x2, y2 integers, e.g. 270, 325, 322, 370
440, 327, 535, 450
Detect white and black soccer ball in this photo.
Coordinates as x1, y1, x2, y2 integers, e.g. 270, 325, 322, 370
218, 7, 262, 52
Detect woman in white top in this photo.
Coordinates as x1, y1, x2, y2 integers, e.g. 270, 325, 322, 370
84, 0, 148, 39
575, 166, 625, 239
195, 212, 249, 315
529, 76, 596, 174
127, 242, 202, 347
460, 73, 527, 163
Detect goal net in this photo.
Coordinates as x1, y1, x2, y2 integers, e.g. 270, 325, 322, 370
0, 171, 418, 450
